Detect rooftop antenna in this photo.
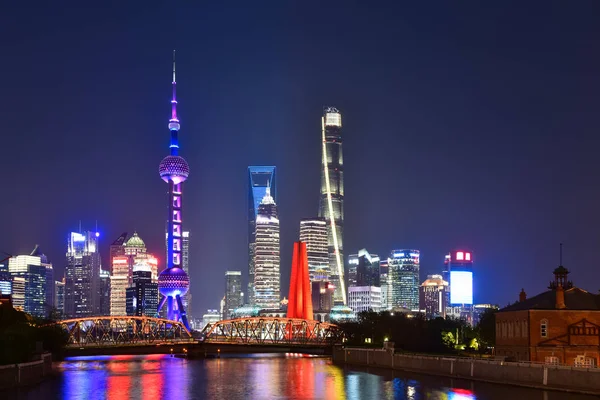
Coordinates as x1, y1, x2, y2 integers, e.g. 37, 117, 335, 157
559, 243, 563, 266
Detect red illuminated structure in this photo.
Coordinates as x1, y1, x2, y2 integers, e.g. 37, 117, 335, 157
287, 242, 313, 321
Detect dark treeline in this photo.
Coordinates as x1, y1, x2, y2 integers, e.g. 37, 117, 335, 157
339, 309, 496, 354
0, 303, 67, 364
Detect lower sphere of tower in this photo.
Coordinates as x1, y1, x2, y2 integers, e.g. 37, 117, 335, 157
158, 267, 190, 297
159, 155, 190, 184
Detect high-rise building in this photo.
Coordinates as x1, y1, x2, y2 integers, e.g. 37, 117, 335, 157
248, 166, 276, 306
311, 281, 335, 312
65, 230, 101, 318
8, 251, 48, 318
420, 274, 448, 318
182, 231, 191, 317
446, 250, 474, 306
99, 269, 110, 316
388, 250, 420, 311
253, 185, 280, 310
356, 249, 380, 287
110, 232, 152, 316
157, 52, 191, 330
318, 107, 345, 304
347, 254, 358, 288
126, 259, 158, 317
11, 276, 25, 312
224, 271, 242, 320
379, 259, 390, 311
348, 286, 382, 314
31, 245, 54, 311
0, 264, 11, 295
299, 218, 329, 283
54, 279, 65, 317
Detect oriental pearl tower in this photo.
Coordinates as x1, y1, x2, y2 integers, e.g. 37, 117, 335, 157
157, 51, 191, 330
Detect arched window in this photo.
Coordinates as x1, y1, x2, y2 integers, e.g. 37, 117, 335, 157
540, 319, 548, 338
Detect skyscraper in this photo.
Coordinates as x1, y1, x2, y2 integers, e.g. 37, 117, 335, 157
8, 251, 48, 318
379, 259, 390, 310
99, 269, 110, 316
224, 271, 242, 320
110, 232, 148, 316
157, 51, 191, 330
182, 231, 191, 316
54, 279, 65, 317
356, 249, 380, 287
65, 231, 101, 318
420, 274, 448, 318
31, 245, 54, 311
388, 250, 420, 311
299, 218, 329, 283
446, 250, 474, 306
248, 166, 276, 305
318, 107, 345, 304
253, 185, 280, 310
126, 259, 158, 317
0, 264, 10, 296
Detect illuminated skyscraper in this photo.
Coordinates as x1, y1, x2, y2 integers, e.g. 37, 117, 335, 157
126, 259, 158, 317
318, 107, 345, 304
157, 51, 191, 330
446, 250, 474, 306
99, 269, 110, 316
54, 279, 65, 317
110, 232, 148, 316
299, 218, 329, 282
248, 166, 276, 305
348, 286, 381, 313
31, 245, 54, 310
224, 271, 242, 320
167, 231, 191, 315
65, 231, 101, 318
388, 250, 420, 311
8, 251, 49, 318
0, 264, 10, 296
253, 185, 280, 310
420, 274, 448, 318
379, 259, 390, 310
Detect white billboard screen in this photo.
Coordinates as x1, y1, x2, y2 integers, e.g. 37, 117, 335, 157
450, 271, 473, 305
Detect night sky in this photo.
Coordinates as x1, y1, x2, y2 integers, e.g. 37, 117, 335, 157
2, 2, 600, 315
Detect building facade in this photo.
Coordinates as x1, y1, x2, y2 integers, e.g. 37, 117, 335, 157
126, 260, 158, 317
420, 274, 448, 318
318, 107, 345, 304
446, 250, 474, 306
253, 186, 280, 310
388, 250, 420, 311
224, 271, 243, 320
299, 218, 329, 283
311, 280, 335, 312
65, 231, 101, 318
380, 259, 389, 311
248, 166, 276, 306
54, 279, 65, 317
495, 266, 600, 367
99, 269, 111, 316
348, 286, 382, 314
8, 252, 48, 318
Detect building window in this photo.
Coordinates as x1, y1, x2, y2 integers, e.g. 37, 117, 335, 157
541, 319, 548, 338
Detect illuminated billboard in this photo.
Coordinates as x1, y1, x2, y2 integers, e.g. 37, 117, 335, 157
450, 271, 473, 305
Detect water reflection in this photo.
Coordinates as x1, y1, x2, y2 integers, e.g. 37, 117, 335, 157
5, 354, 600, 400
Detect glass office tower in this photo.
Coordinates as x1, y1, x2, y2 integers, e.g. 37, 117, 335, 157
65, 231, 101, 318
247, 166, 276, 305
388, 250, 420, 311
318, 107, 345, 304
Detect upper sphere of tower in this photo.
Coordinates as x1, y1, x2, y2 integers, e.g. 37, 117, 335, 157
159, 155, 189, 184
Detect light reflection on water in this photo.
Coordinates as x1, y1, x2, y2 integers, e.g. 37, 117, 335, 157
4, 354, 598, 400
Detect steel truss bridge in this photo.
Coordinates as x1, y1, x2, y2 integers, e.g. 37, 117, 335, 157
201, 317, 342, 346
53, 316, 193, 347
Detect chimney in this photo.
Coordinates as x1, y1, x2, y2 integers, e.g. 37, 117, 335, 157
519, 288, 527, 302
555, 286, 566, 309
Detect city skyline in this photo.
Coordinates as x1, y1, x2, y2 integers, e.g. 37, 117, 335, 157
2, 3, 600, 315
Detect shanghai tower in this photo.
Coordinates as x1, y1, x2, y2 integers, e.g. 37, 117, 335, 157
318, 107, 346, 305
157, 51, 191, 330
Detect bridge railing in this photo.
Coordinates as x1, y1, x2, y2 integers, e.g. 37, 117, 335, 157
51, 316, 193, 347
202, 317, 343, 346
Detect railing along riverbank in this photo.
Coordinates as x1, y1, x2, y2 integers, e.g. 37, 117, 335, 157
333, 346, 600, 395
0, 353, 52, 390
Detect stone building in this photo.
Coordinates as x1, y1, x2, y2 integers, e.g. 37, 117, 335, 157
495, 265, 600, 367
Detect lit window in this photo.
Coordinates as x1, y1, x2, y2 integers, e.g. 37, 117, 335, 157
465, 252, 471, 261
541, 320, 548, 338
456, 252, 464, 261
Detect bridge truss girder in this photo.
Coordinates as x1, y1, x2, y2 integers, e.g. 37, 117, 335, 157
53, 316, 192, 347
202, 317, 342, 345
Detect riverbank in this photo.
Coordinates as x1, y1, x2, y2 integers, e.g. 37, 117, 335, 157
333, 347, 600, 395
0, 353, 53, 390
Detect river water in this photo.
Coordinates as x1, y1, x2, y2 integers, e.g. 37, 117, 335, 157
3, 354, 596, 399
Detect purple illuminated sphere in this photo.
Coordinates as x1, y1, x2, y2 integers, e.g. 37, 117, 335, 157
158, 267, 190, 297
159, 155, 190, 184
